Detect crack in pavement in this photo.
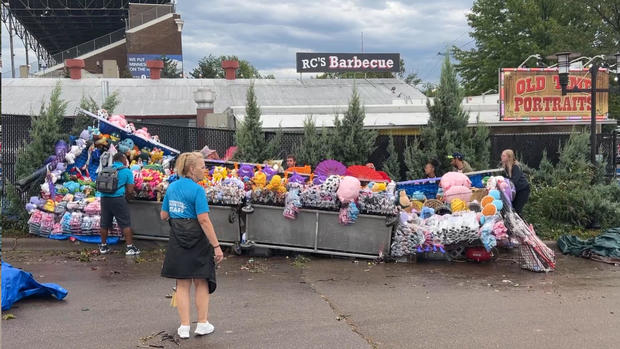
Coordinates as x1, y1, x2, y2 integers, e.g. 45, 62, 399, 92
299, 271, 379, 349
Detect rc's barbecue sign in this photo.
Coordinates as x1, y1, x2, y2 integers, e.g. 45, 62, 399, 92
296, 53, 400, 73
500, 68, 609, 121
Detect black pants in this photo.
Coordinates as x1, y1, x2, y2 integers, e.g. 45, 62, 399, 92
512, 187, 531, 215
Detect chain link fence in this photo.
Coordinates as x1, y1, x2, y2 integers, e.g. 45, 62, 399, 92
2, 114, 616, 194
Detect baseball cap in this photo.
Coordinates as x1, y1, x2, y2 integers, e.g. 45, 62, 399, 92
447, 152, 464, 160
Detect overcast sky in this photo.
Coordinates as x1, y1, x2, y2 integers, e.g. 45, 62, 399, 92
1, 0, 474, 83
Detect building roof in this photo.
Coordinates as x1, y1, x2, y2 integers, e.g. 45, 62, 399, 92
1, 77, 427, 117
2, 77, 615, 130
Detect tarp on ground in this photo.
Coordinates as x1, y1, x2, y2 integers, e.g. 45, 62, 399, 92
558, 228, 620, 263
1, 262, 68, 311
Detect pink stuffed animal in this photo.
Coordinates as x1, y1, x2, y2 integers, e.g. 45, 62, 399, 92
134, 127, 151, 140
108, 114, 128, 129
439, 172, 471, 191
337, 176, 361, 204
443, 185, 473, 203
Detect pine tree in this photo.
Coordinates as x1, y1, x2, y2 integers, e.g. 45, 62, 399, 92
15, 82, 68, 180
404, 55, 490, 178
403, 136, 429, 179
382, 134, 400, 181
331, 89, 377, 165
319, 125, 333, 161
464, 123, 491, 170
72, 92, 120, 136
234, 83, 268, 162
530, 150, 554, 186
294, 116, 325, 167
264, 124, 283, 160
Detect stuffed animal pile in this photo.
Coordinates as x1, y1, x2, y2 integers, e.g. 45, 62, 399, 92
390, 171, 516, 259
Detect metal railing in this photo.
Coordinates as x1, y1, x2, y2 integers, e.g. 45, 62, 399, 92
50, 28, 126, 65
128, 4, 173, 29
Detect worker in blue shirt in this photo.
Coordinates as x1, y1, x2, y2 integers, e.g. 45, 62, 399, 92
99, 153, 140, 255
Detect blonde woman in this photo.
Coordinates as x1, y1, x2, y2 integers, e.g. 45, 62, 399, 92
500, 149, 530, 215
160, 152, 224, 339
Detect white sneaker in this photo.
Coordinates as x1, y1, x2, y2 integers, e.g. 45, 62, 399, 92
195, 322, 215, 336
178, 325, 190, 339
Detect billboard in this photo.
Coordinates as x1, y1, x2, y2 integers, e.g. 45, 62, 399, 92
127, 54, 183, 78
499, 68, 609, 121
296, 52, 400, 73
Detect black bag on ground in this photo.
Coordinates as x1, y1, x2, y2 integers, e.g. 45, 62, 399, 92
96, 166, 125, 194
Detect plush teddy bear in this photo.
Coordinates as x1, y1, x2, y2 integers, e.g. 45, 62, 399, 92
125, 123, 136, 133
97, 109, 109, 119
134, 127, 151, 140
108, 114, 128, 129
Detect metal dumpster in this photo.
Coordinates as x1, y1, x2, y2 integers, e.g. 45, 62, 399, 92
245, 204, 392, 259
127, 201, 240, 245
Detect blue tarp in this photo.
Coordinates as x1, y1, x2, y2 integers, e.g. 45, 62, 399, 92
1, 262, 68, 311
47, 234, 120, 245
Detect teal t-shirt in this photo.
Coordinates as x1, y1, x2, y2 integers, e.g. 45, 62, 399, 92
100, 161, 135, 198
162, 177, 210, 219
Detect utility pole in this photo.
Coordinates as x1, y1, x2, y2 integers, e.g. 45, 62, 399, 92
9, 12, 15, 78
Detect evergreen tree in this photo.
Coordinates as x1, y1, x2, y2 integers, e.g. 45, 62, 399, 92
264, 124, 283, 160
295, 116, 325, 167
404, 135, 433, 179
531, 150, 555, 186
331, 89, 377, 165
382, 134, 400, 181
404, 56, 490, 178
15, 82, 68, 180
73, 92, 120, 136
463, 123, 491, 170
234, 83, 268, 162
318, 125, 333, 161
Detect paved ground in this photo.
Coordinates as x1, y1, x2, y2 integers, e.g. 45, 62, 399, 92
1, 237, 619, 349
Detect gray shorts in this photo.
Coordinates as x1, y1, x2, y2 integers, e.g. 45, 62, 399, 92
100, 196, 131, 229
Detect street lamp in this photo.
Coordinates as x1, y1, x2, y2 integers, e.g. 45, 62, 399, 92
554, 52, 615, 164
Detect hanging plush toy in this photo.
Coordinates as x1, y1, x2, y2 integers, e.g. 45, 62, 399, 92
150, 147, 164, 164
266, 175, 286, 193
139, 147, 151, 163
337, 176, 361, 204
97, 109, 109, 119
134, 127, 151, 140
252, 170, 267, 189
439, 172, 472, 191
118, 138, 134, 155
212, 166, 228, 183
125, 123, 137, 133
108, 114, 128, 129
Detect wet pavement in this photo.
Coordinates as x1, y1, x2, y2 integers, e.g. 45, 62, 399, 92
1, 238, 619, 349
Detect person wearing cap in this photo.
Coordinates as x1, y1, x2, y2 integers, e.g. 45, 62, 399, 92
200, 146, 220, 160
448, 152, 473, 173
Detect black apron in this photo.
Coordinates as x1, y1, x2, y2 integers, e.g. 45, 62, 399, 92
161, 218, 216, 294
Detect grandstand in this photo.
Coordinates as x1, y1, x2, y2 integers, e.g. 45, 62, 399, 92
1, 0, 182, 77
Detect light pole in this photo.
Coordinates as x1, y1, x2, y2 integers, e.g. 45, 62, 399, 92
555, 52, 620, 164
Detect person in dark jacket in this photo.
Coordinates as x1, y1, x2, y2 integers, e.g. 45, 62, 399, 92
160, 152, 224, 339
501, 149, 530, 215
